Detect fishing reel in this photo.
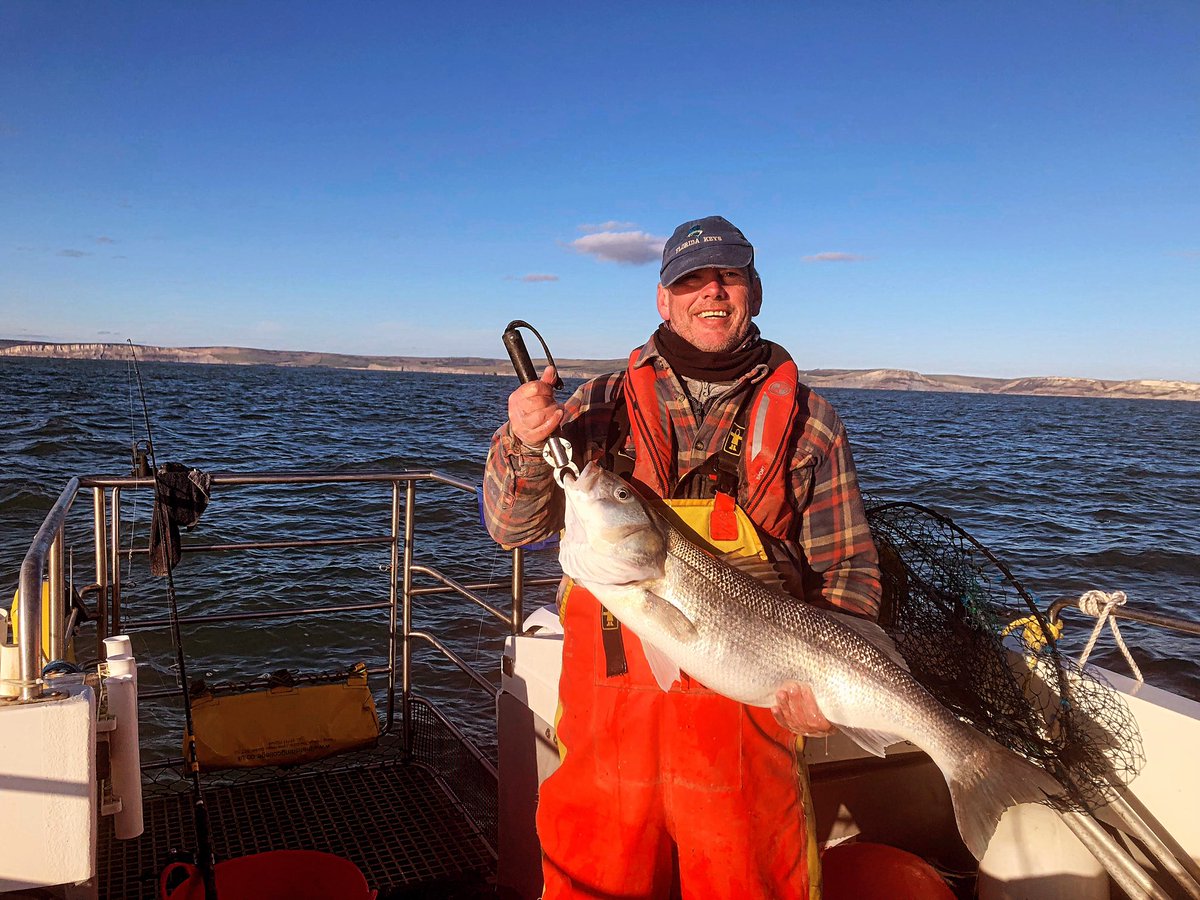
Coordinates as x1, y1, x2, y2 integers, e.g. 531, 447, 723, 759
131, 439, 153, 478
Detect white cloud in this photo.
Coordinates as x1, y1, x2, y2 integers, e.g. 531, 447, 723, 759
802, 252, 867, 263
569, 230, 665, 265
506, 273, 560, 283
579, 220, 638, 234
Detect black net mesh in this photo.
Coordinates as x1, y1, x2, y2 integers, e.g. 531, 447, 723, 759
866, 500, 1144, 813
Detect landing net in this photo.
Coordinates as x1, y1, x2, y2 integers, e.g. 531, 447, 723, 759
865, 500, 1144, 813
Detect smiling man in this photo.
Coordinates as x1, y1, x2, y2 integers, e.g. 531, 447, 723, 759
484, 215, 881, 899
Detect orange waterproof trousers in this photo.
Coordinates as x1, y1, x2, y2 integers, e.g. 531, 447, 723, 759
537, 585, 820, 900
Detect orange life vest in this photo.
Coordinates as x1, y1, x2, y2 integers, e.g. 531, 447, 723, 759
623, 344, 802, 542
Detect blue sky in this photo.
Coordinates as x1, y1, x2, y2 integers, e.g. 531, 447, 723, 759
2, 2, 1197, 381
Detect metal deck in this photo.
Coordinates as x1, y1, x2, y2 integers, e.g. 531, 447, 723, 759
98, 701, 498, 899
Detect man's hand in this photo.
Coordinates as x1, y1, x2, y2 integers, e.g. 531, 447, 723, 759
507, 366, 565, 447
771, 681, 836, 737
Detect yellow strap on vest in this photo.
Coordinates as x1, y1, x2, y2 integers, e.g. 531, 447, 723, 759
660, 497, 769, 561
559, 495, 768, 622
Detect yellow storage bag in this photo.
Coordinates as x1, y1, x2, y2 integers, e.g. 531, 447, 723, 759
185, 664, 379, 770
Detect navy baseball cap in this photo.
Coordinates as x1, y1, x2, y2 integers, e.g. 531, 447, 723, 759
659, 215, 755, 286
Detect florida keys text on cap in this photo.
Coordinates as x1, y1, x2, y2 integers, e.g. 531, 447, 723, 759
660, 215, 755, 286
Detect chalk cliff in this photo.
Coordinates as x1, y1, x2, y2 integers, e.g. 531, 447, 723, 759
2, 342, 1197, 402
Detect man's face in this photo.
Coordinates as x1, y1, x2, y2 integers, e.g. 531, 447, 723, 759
656, 266, 760, 353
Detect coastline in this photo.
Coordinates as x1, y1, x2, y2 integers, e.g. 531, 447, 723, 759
2, 340, 1198, 403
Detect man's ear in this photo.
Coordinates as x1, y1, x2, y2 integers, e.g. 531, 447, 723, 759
749, 268, 762, 316
656, 283, 671, 321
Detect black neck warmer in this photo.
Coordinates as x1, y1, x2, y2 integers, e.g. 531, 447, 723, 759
652, 322, 771, 382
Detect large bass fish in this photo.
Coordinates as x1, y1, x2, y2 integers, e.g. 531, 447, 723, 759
559, 462, 1061, 861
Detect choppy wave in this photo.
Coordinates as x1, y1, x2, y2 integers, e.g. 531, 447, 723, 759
1, 358, 1197, 752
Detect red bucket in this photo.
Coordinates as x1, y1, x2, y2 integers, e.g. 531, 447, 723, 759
822, 842, 955, 900
160, 850, 376, 900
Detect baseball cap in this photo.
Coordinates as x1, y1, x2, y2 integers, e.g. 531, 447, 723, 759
659, 215, 755, 286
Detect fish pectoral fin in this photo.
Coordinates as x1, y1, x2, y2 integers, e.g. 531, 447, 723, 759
641, 591, 698, 642
836, 724, 901, 758
641, 641, 681, 693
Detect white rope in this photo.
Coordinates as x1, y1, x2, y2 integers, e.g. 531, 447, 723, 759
1075, 589, 1144, 683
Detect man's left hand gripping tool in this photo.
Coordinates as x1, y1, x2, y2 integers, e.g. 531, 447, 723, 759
502, 320, 580, 489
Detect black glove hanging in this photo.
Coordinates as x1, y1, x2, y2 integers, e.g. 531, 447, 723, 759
149, 463, 213, 576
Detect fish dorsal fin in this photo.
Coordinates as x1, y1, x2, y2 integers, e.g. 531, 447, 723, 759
836, 724, 902, 758
641, 641, 681, 693
714, 551, 788, 593
827, 610, 910, 673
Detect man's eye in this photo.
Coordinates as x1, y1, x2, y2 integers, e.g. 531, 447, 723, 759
722, 270, 745, 282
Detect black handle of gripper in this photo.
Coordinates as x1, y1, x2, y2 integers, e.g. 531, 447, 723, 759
502, 320, 564, 390
503, 320, 538, 384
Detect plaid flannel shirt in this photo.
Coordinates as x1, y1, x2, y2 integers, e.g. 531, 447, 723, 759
483, 335, 881, 619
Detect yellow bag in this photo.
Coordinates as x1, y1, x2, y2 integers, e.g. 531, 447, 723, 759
186, 664, 379, 770
10, 582, 75, 664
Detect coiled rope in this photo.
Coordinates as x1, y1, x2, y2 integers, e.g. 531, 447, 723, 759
1076, 590, 1144, 684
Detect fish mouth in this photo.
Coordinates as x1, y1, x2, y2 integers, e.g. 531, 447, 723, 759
571, 461, 602, 492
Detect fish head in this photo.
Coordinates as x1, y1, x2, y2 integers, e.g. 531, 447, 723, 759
560, 462, 667, 586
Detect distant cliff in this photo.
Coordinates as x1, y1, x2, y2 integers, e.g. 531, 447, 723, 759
2, 341, 1197, 402
797, 367, 1200, 402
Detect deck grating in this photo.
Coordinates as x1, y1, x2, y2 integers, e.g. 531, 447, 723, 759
97, 705, 496, 899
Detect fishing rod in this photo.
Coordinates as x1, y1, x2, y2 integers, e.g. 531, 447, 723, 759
127, 341, 218, 900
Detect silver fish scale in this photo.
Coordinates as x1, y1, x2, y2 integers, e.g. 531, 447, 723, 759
659, 525, 963, 745
564, 464, 1061, 860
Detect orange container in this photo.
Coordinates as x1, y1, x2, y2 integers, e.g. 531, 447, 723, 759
822, 842, 956, 900
160, 850, 376, 900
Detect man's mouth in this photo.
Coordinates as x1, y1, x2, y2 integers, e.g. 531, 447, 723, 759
697, 310, 729, 319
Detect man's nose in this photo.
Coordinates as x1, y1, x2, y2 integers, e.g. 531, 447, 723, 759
699, 274, 728, 298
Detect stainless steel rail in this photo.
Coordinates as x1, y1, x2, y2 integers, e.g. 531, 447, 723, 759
11, 470, 552, 731
16, 478, 79, 701
121, 579, 558, 630
1049, 596, 1200, 638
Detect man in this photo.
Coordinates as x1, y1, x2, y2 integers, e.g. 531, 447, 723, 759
484, 216, 881, 898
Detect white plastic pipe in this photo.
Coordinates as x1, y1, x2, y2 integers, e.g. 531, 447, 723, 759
105, 654, 137, 688
103, 635, 132, 659
0, 643, 19, 699
103, 674, 144, 839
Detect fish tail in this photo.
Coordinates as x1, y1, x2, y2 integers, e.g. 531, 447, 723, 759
945, 738, 1063, 861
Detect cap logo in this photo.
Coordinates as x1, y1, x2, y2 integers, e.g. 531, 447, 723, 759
687, 227, 703, 238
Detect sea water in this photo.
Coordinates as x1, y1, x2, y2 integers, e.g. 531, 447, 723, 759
2, 357, 1197, 753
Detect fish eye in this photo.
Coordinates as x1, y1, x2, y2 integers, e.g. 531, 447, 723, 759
614, 487, 631, 501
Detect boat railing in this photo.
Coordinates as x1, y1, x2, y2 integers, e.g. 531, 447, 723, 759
1048, 594, 1200, 639
13, 469, 560, 758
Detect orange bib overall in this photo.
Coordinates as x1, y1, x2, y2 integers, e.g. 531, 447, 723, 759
536, 501, 821, 900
